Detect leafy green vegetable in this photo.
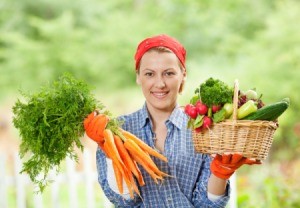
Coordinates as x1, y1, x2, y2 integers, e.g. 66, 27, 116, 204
198, 77, 233, 107
212, 108, 227, 123
12, 73, 103, 192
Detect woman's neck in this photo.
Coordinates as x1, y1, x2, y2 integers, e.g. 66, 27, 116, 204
146, 104, 175, 130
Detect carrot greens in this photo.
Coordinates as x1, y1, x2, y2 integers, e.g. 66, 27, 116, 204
12, 73, 103, 192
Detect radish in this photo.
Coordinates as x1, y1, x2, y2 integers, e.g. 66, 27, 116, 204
212, 105, 221, 113
195, 126, 203, 133
184, 104, 193, 115
202, 116, 212, 128
195, 101, 208, 115
184, 104, 198, 119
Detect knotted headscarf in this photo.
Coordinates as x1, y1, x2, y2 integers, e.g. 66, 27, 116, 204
134, 34, 186, 70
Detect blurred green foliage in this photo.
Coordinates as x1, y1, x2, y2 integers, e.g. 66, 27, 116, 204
1, 0, 300, 205
238, 160, 300, 207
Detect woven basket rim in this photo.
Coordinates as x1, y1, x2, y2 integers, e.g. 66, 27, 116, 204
210, 119, 278, 129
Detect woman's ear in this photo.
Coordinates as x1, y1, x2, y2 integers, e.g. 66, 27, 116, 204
179, 70, 187, 94
136, 74, 141, 85
182, 71, 187, 83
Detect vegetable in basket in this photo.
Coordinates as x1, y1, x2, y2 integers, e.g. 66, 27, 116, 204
237, 100, 258, 119
242, 98, 290, 121
213, 88, 289, 122
199, 77, 233, 108
184, 78, 290, 132
189, 79, 290, 163
184, 77, 234, 131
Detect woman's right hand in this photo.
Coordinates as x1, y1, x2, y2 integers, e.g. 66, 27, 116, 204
84, 111, 109, 145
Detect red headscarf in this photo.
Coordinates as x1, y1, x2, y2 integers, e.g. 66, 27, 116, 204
134, 34, 186, 70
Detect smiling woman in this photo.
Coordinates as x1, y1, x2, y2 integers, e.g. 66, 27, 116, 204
84, 34, 260, 207
136, 48, 186, 113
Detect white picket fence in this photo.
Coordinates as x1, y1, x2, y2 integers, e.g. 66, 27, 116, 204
0, 151, 237, 208
0, 150, 113, 208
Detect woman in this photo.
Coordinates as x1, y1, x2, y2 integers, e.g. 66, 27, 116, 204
85, 34, 259, 207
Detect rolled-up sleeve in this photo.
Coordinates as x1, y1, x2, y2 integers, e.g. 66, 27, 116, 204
192, 155, 230, 208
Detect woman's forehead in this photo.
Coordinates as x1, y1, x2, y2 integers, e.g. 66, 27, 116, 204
139, 52, 180, 71
140, 51, 178, 64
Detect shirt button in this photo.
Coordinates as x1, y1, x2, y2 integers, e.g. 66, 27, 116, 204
167, 196, 172, 201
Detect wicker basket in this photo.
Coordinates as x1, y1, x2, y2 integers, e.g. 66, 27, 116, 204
192, 80, 278, 161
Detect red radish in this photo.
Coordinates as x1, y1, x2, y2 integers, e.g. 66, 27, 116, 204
184, 104, 198, 119
184, 104, 193, 114
212, 105, 221, 113
195, 101, 208, 115
188, 107, 198, 119
195, 126, 203, 133
202, 116, 212, 128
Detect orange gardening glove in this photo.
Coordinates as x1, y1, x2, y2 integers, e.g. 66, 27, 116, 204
84, 111, 109, 145
210, 153, 261, 180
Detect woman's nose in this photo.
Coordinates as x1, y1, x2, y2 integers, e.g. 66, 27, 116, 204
155, 76, 166, 88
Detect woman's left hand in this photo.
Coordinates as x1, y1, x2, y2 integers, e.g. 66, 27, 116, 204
210, 153, 261, 180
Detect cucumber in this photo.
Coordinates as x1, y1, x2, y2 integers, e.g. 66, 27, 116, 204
242, 98, 290, 121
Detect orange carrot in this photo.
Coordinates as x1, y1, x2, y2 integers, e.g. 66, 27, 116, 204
128, 171, 141, 198
135, 162, 145, 186
114, 135, 140, 178
112, 161, 123, 194
94, 114, 109, 134
103, 129, 129, 190
124, 139, 169, 180
103, 129, 124, 165
130, 153, 162, 184
83, 112, 95, 130
124, 139, 160, 172
114, 135, 145, 186
121, 130, 168, 162
122, 168, 134, 199
86, 114, 109, 143
141, 149, 172, 177
104, 129, 142, 199
100, 141, 110, 158
104, 140, 135, 198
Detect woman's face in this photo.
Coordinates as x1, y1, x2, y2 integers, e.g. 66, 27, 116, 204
136, 50, 186, 113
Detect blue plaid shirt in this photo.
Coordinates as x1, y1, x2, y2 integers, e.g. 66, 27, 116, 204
96, 103, 230, 208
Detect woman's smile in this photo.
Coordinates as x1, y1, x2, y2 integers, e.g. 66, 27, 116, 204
151, 91, 169, 99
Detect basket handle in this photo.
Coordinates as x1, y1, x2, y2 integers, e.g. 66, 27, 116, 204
232, 79, 239, 121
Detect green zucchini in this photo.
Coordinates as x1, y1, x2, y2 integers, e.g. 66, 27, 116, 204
242, 98, 290, 121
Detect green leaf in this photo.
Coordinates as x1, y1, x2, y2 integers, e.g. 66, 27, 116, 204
189, 95, 199, 105
213, 108, 227, 123
193, 115, 204, 128
187, 119, 194, 129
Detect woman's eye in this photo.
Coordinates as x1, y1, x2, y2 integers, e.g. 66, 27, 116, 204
164, 71, 175, 77
145, 72, 153, 77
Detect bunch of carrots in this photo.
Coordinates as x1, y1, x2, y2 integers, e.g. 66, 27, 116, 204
84, 111, 169, 199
